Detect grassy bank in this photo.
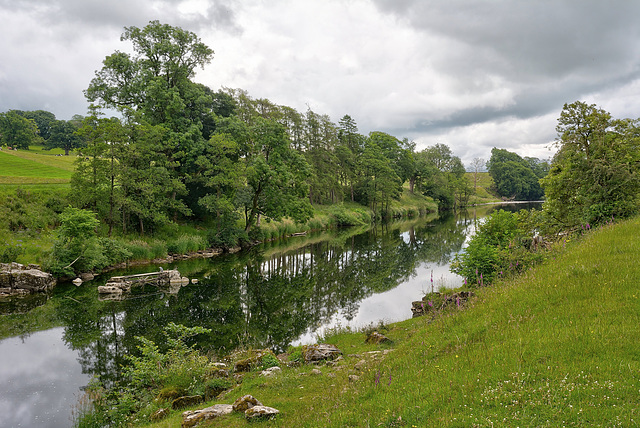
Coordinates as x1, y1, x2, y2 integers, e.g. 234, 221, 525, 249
140, 216, 639, 427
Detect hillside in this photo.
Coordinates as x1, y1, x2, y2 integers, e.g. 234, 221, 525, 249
0, 146, 74, 184
467, 171, 501, 204
142, 217, 639, 427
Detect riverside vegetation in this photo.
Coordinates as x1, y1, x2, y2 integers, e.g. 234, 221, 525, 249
71, 215, 639, 427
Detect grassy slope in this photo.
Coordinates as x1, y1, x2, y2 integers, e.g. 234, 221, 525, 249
147, 218, 640, 427
467, 171, 501, 204
0, 146, 74, 184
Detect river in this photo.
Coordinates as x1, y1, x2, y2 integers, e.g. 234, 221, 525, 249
0, 203, 540, 427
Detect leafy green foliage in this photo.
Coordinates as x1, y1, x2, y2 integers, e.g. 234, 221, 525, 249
451, 209, 545, 285
542, 101, 640, 229
487, 148, 546, 200
0, 110, 42, 149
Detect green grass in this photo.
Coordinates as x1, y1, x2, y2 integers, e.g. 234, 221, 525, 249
0, 148, 74, 184
141, 217, 640, 427
467, 172, 501, 204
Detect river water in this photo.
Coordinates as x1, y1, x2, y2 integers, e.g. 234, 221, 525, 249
0, 203, 539, 427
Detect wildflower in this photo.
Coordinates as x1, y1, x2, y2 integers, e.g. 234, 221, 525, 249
428, 301, 433, 307
388, 375, 392, 386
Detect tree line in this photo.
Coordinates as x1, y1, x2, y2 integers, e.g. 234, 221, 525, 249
63, 21, 479, 241
2, 21, 554, 246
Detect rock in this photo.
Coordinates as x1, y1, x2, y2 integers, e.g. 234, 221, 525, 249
232, 395, 262, 412
0, 263, 56, 296
310, 368, 322, 375
150, 407, 169, 422
354, 359, 366, 371
348, 375, 360, 382
191, 278, 198, 284
172, 395, 204, 410
302, 343, 342, 363
79, 272, 95, 282
365, 331, 392, 345
233, 349, 275, 372
245, 405, 279, 420
260, 366, 281, 377
72, 278, 83, 286
182, 404, 233, 427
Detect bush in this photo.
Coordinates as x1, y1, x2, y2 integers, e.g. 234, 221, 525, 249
0, 243, 23, 263
451, 209, 545, 286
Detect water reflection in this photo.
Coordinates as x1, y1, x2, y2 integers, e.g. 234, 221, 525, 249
0, 204, 541, 426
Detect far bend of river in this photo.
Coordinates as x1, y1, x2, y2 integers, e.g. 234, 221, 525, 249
0, 203, 540, 428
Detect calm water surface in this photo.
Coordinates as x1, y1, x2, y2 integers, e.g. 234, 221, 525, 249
0, 203, 539, 427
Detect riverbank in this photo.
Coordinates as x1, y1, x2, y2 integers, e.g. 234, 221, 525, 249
138, 215, 639, 427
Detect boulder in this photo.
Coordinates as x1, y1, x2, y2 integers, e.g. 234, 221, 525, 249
182, 404, 233, 428
79, 272, 95, 282
302, 343, 342, 363
232, 395, 262, 412
0, 263, 56, 296
150, 408, 169, 422
245, 405, 279, 420
172, 395, 204, 410
72, 278, 83, 286
260, 366, 281, 377
365, 331, 392, 345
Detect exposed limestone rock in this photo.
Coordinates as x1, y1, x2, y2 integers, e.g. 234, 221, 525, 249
245, 405, 279, 420
233, 349, 275, 372
182, 404, 233, 427
72, 278, 83, 286
354, 359, 367, 371
171, 395, 204, 410
232, 395, 262, 412
310, 368, 322, 375
150, 408, 169, 422
260, 366, 281, 377
0, 263, 56, 297
302, 343, 342, 363
79, 272, 95, 282
365, 331, 392, 345
349, 375, 360, 382
411, 291, 475, 317
99, 270, 184, 296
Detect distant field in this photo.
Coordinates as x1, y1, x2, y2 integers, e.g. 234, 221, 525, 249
0, 147, 74, 184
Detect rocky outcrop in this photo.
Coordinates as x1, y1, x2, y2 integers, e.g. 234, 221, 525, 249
182, 404, 234, 427
0, 263, 56, 297
245, 405, 279, 420
365, 331, 392, 345
302, 343, 342, 363
181, 396, 279, 427
411, 291, 475, 317
98, 269, 187, 297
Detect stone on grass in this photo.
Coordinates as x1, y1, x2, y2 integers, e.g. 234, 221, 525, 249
365, 331, 392, 345
245, 405, 279, 420
171, 395, 203, 410
182, 404, 233, 428
150, 408, 169, 422
260, 366, 282, 377
232, 395, 262, 412
302, 343, 342, 363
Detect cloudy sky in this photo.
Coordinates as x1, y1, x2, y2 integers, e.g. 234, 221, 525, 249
2, 0, 640, 165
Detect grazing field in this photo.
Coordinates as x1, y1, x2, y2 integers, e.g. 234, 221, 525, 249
0, 147, 74, 184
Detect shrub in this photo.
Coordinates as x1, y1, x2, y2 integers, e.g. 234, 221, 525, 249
0, 243, 23, 263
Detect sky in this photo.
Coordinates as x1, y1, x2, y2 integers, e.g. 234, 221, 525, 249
2, 0, 640, 166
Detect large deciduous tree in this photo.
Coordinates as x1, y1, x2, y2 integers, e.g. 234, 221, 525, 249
542, 101, 640, 228
487, 148, 545, 201
0, 110, 41, 149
